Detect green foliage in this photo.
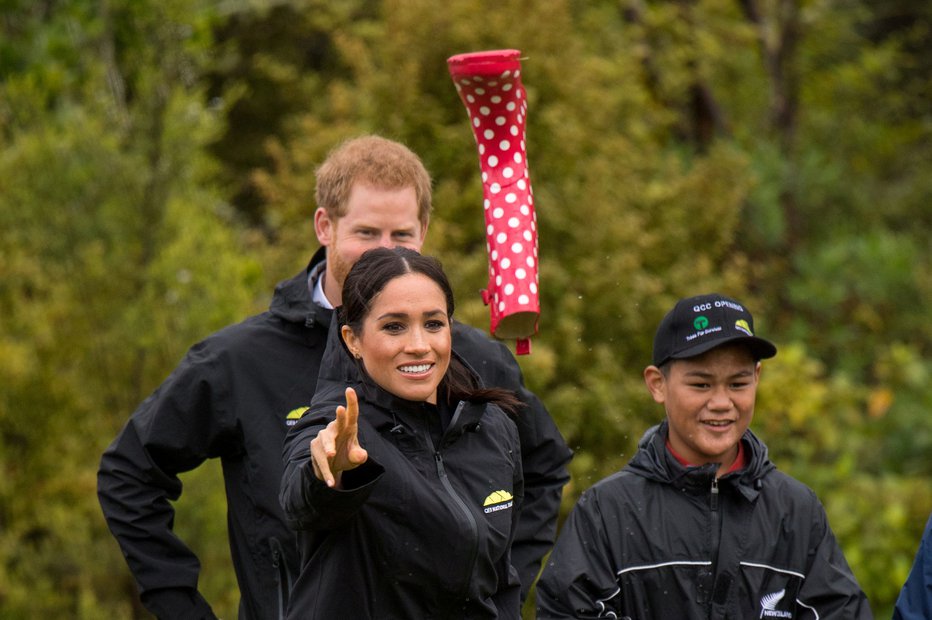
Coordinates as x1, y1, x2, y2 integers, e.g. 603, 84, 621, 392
1, 0, 929, 617
0, 1, 254, 617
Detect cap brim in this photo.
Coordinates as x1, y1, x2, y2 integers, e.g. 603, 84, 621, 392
667, 336, 777, 364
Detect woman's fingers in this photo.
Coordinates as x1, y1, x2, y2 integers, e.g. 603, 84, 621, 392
310, 433, 336, 487
342, 388, 368, 465
344, 388, 358, 424
309, 388, 364, 488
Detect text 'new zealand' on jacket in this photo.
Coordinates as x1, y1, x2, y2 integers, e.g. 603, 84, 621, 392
279, 318, 524, 619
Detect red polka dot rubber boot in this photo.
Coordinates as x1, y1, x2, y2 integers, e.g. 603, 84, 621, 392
447, 49, 539, 354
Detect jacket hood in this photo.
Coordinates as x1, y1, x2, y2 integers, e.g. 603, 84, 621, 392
269, 246, 332, 328
627, 420, 775, 502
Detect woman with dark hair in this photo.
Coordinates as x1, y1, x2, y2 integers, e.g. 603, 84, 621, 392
280, 246, 524, 619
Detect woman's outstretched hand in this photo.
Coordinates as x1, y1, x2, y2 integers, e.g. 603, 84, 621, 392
309, 387, 369, 488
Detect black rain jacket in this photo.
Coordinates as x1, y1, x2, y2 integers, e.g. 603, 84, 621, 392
280, 320, 523, 618
537, 421, 872, 619
97, 247, 570, 619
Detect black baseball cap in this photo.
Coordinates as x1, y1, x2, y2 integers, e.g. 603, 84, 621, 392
652, 293, 777, 367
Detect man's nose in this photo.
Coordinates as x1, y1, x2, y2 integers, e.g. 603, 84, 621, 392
377, 233, 395, 248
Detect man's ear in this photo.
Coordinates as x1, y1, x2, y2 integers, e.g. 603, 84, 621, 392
315, 207, 334, 246
643, 365, 667, 404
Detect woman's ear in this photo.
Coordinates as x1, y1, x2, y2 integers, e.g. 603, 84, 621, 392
643, 365, 667, 404
341, 325, 361, 359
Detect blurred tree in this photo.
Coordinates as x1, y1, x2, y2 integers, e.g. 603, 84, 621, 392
0, 0, 929, 617
204, 1, 354, 228
0, 0, 257, 617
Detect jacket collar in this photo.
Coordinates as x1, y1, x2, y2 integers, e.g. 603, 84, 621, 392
628, 420, 775, 501
269, 246, 332, 328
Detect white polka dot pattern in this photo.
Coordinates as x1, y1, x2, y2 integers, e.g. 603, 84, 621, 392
447, 49, 539, 350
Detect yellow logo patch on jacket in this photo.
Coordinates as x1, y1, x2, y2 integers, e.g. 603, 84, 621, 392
285, 406, 309, 426
483, 490, 514, 514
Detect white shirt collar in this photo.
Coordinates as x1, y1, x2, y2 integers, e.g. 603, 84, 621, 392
310, 261, 334, 309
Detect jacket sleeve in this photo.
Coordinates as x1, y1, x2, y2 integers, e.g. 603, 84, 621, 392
893, 512, 932, 620
279, 408, 384, 531
797, 499, 873, 619
535, 489, 623, 619
96, 341, 235, 620
512, 382, 572, 599
453, 324, 573, 599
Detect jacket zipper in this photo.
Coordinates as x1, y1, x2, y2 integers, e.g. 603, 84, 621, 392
709, 476, 721, 608
270, 537, 292, 620
431, 402, 480, 603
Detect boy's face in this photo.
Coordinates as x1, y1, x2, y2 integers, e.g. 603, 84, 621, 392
644, 343, 760, 474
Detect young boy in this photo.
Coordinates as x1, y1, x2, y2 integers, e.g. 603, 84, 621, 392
537, 293, 872, 619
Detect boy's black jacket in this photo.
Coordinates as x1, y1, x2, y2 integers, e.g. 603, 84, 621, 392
537, 421, 872, 619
